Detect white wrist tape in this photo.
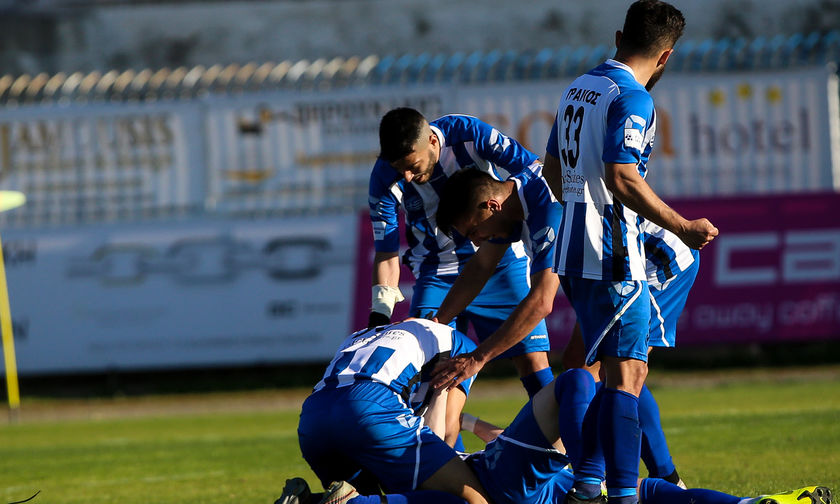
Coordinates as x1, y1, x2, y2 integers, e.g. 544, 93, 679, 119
461, 413, 479, 433
371, 284, 405, 318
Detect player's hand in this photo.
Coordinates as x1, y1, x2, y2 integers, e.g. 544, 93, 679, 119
430, 352, 486, 390
367, 311, 391, 328
678, 218, 719, 250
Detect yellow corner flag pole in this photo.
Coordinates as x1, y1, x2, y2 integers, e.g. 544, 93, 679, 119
0, 232, 20, 417
0, 190, 26, 422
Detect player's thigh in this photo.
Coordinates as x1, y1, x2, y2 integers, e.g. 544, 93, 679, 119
648, 255, 699, 349
560, 276, 650, 366
469, 403, 572, 504
409, 274, 454, 320
466, 306, 551, 361
300, 383, 454, 493
351, 391, 457, 492
298, 391, 364, 488
419, 456, 491, 504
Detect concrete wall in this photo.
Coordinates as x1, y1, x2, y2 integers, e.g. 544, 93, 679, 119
2, 0, 839, 75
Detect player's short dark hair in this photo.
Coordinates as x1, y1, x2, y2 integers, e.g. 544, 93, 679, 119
436, 169, 499, 238
379, 107, 427, 162
619, 0, 685, 57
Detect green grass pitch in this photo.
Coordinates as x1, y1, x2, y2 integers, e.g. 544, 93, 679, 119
1, 366, 838, 504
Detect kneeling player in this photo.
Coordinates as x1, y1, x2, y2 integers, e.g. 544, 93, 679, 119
296, 319, 489, 504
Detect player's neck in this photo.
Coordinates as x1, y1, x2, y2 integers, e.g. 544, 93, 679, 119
612, 53, 657, 88
501, 181, 523, 221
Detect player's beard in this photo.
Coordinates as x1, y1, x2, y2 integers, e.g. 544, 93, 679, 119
646, 64, 666, 91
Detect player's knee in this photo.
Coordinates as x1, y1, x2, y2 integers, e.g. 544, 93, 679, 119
554, 368, 596, 405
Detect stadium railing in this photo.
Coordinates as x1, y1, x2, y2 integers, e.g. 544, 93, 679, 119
0, 30, 837, 104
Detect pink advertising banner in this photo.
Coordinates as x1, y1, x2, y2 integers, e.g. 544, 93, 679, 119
353, 192, 840, 349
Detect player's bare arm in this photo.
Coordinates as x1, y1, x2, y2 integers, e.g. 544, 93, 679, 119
435, 242, 508, 325
432, 268, 559, 390
459, 413, 504, 444
422, 385, 450, 440
444, 385, 468, 447
542, 151, 564, 200
605, 162, 719, 249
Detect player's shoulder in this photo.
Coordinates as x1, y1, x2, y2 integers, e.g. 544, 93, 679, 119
370, 157, 402, 192
431, 114, 489, 142
588, 61, 652, 107
614, 86, 653, 109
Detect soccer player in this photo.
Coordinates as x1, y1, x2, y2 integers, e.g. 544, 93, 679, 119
368, 107, 553, 397
542, 2, 718, 503
429, 166, 561, 390
280, 368, 832, 504
295, 319, 488, 504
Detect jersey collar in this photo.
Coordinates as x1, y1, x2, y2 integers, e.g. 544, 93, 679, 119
604, 58, 636, 79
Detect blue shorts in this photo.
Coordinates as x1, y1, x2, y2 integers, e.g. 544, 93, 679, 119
469, 400, 574, 504
410, 259, 550, 359
559, 277, 650, 366
298, 381, 456, 493
648, 250, 700, 348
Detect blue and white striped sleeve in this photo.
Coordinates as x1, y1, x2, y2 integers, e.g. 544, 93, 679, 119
527, 194, 562, 273
462, 117, 541, 175
369, 160, 401, 253
603, 90, 655, 165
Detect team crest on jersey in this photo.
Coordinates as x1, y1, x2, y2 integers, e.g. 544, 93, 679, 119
623, 115, 646, 151
396, 413, 419, 429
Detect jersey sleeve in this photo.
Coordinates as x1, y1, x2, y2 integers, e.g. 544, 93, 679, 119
461, 116, 541, 176
527, 188, 563, 273
450, 329, 477, 396
545, 112, 560, 158
369, 160, 402, 253
602, 90, 655, 165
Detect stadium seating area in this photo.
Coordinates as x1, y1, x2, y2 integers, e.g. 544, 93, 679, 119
0, 30, 837, 103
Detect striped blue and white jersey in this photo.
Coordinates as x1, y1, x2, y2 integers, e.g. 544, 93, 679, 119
370, 114, 537, 278
489, 164, 563, 274
642, 222, 696, 288
547, 59, 656, 281
314, 319, 476, 411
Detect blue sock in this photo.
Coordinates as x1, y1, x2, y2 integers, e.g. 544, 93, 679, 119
639, 478, 741, 504
638, 385, 676, 478
554, 369, 597, 468
600, 388, 641, 504
348, 491, 468, 504
521, 367, 554, 398
572, 383, 605, 498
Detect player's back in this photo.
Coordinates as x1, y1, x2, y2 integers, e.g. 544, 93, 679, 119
314, 319, 475, 402
549, 60, 656, 281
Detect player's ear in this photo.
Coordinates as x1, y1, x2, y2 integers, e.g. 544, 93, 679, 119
486, 198, 503, 212
615, 30, 622, 50
657, 48, 674, 67
428, 131, 438, 147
